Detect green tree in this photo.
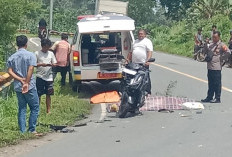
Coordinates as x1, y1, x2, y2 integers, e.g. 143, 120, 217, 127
190, 0, 232, 19
159, 0, 195, 21
0, 0, 35, 69
20, 0, 95, 33
128, 0, 156, 26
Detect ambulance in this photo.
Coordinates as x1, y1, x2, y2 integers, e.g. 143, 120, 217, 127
70, 14, 135, 91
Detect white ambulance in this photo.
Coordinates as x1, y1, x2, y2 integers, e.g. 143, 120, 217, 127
70, 14, 135, 91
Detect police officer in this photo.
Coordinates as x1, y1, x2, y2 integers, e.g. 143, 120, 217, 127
201, 31, 231, 103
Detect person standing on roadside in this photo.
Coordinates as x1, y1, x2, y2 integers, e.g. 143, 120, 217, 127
194, 28, 204, 59
210, 25, 217, 40
38, 18, 48, 39
7, 35, 40, 134
201, 31, 231, 103
50, 34, 70, 86
127, 29, 153, 94
35, 39, 57, 114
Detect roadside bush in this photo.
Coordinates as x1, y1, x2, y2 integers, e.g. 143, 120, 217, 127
144, 14, 232, 57
0, 80, 91, 147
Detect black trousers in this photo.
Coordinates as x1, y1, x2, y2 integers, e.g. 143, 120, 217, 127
53, 66, 68, 85
207, 70, 222, 100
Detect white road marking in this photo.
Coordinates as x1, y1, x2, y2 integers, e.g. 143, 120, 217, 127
99, 103, 107, 121
151, 63, 232, 93
29, 38, 39, 47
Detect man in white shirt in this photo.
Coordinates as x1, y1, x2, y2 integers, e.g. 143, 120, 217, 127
127, 29, 153, 94
35, 39, 57, 113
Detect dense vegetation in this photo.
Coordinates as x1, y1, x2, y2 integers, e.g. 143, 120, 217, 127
1, 0, 232, 68
0, 79, 91, 147
0, 0, 95, 70
130, 0, 232, 57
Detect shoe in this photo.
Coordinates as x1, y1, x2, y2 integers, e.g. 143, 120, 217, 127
210, 99, 221, 103
201, 98, 212, 103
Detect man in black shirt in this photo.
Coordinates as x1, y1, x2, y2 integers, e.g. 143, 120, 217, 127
38, 18, 47, 39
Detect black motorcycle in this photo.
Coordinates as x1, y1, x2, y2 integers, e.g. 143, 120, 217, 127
118, 58, 155, 118
195, 41, 210, 62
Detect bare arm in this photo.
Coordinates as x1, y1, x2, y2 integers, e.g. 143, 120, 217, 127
36, 63, 46, 67
0, 75, 5, 82
25, 66, 34, 84
147, 51, 152, 62
127, 52, 132, 62
8, 67, 25, 84
194, 35, 199, 44
21, 66, 34, 94
50, 41, 59, 52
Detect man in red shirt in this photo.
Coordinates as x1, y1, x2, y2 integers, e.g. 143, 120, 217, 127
51, 34, 70, 85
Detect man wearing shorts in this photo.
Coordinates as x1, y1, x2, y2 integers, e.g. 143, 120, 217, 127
35, 39, 57, 113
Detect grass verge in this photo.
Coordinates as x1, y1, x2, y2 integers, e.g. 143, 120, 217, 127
0, 79, 91, 147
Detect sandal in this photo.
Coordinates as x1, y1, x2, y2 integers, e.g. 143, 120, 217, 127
31, 131, 44, 137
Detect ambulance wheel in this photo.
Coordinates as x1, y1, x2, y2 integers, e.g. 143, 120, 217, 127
72, 81, 81, 93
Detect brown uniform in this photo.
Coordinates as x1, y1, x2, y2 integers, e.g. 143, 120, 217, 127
207, 41, 231, 70
206, 41, 230, 101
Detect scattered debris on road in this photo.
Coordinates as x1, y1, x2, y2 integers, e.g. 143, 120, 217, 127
95, 119, 113, 124
107, 104, 119, 113
60, 128, 75, 133
158, 109, 174, 113
73, 123, 87, 127
50, 125, 67, 132
196, 111, 203, 114
180, 114, 191, 117
198, 145, 203, 148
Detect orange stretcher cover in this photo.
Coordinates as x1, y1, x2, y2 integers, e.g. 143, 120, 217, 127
90, 91, 120, 104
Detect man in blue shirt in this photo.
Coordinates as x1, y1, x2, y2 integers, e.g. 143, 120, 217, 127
7, 35, 40, 134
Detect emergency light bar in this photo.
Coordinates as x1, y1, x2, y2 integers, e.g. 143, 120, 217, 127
77, 15, 95, 21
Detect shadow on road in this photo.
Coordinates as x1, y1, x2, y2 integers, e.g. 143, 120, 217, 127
57, 80, 121, 99
78, 81, 121, 99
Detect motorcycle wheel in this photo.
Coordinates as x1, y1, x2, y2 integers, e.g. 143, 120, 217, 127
118, 92, 130, 118
196, 51, 206, 62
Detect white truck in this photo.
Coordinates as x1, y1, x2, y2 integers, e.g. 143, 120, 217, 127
70, 14, 135, 91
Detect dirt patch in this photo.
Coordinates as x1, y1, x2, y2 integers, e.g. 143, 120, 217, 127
0, 133, 64, 157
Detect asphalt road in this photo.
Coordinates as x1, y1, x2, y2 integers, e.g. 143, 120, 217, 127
23, 39, 232, 157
